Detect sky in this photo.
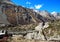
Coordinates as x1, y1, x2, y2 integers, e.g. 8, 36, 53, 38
11, 0, 60, 13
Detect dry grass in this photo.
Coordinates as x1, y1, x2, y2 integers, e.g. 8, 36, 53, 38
7, 35, 59, 42
43, 21, 60, 37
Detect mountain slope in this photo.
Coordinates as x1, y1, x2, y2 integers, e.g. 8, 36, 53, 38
0, 0, 60, 26
0, 11, 10, 26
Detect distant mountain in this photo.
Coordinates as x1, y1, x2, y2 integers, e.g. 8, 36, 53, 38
33, 10, 56, 22
51, 12, 60, 20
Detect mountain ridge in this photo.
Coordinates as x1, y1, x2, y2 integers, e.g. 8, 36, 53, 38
0, 0, 60, 26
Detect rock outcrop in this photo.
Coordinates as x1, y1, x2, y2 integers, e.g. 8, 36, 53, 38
24, 22, 49, 40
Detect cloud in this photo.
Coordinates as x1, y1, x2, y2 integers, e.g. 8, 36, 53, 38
26, 1, 31, 4
34, 4, 42, 9
29, 4, 43, 9
29, 4, 43, 10
51, 11, 56, 14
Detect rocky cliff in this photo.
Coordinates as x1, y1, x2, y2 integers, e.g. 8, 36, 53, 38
0, 0, 59, 26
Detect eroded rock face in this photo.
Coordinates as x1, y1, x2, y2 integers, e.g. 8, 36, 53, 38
0, 2, 42, 25
43, 22, 49, 29
0, 0, 57, 26
24, 33, 34, 39
24, 22, 49, 40
35, 23, 43, 31
0, 10, 10, 26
